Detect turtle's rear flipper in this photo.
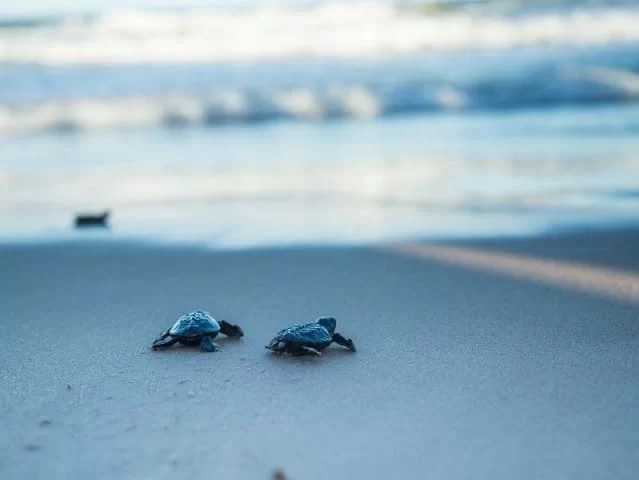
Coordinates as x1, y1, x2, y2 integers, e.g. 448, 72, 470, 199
219, 320, 244, 338
332, 333, 356, 352
299, 346, 322, 356
284, 344, 322, 356
265, 341, 318, 356
152, 331, 178, 350
200, 336, 219, 352
265, 340, 285, 354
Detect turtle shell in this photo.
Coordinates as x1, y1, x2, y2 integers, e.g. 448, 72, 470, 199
169, 310, 220, 338
272, 322, 332, 345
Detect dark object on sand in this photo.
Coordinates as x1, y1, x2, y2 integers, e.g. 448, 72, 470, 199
273, 468, 288, 480
152, 310, 244, 352
24, 443, 42, 452
266, 317, 356, 356
74, 210, 110, 228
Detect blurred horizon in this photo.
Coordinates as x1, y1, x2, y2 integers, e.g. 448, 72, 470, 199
3, 0, 632, 19
0, 0, 480, 18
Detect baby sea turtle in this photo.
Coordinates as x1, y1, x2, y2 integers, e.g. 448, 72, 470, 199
152, 310, 244, 352
266, 317, 356, 356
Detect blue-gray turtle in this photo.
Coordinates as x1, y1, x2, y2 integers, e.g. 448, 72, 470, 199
265, 317, 356, 356
152, 310, 244, 352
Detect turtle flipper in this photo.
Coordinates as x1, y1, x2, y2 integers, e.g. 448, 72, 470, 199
199, 336, 219, 352
265, 339, 285, 354
266, 341, 321, 356
332, 333, 356, 352
298, 346, 322, 356
152, 330, 179, 350
219, 320, 244, 338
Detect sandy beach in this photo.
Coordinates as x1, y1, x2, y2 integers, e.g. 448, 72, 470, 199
1, 228, 638, 480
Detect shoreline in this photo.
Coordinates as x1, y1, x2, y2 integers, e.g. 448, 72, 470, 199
2, 220, 639, 257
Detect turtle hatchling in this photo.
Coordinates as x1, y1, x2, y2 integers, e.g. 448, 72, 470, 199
152, 310, 244, 352
266, 317, 356, 356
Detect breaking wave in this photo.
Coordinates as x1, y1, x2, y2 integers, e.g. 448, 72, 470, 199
2, 1, 639, 136
0, 87, 383, 135
1, 2, 639, 65
2, 63, 639, 136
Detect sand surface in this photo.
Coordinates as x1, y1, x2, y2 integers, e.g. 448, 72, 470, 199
1, 230, 639, 479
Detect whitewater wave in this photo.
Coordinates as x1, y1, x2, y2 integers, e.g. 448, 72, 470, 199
1, 2, 639, 65
2, 64, 639, 136
0, 87, 384, 135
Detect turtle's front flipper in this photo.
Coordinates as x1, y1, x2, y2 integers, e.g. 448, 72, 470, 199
200, 336, 220, 352
332, 333, 356, 352
152, 330, 178, 350
219, 320, 244, 338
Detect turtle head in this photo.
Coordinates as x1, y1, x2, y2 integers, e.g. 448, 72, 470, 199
219, 319, 244, 338
316, 317, 337, 335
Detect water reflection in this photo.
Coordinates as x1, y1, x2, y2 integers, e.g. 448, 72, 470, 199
2, 107, 639, 246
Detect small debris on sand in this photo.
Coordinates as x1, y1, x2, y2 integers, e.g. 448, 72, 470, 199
74, 210, 109, 228
24, 443, 42, 452
39, 417, 51, 426
66, 384, 72, 390
187, 391, 196, 399
273, 468, 288, 480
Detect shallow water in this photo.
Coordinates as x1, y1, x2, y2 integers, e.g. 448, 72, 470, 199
3, 104, 639, 247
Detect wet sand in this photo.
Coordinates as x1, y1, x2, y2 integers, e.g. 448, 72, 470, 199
1, 229, 638, 479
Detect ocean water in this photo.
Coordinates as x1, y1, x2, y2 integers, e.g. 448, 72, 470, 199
2, 0, 639, 247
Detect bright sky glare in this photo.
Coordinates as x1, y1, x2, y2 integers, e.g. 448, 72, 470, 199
0, 0, 295, 17
0, 0, 462, 18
